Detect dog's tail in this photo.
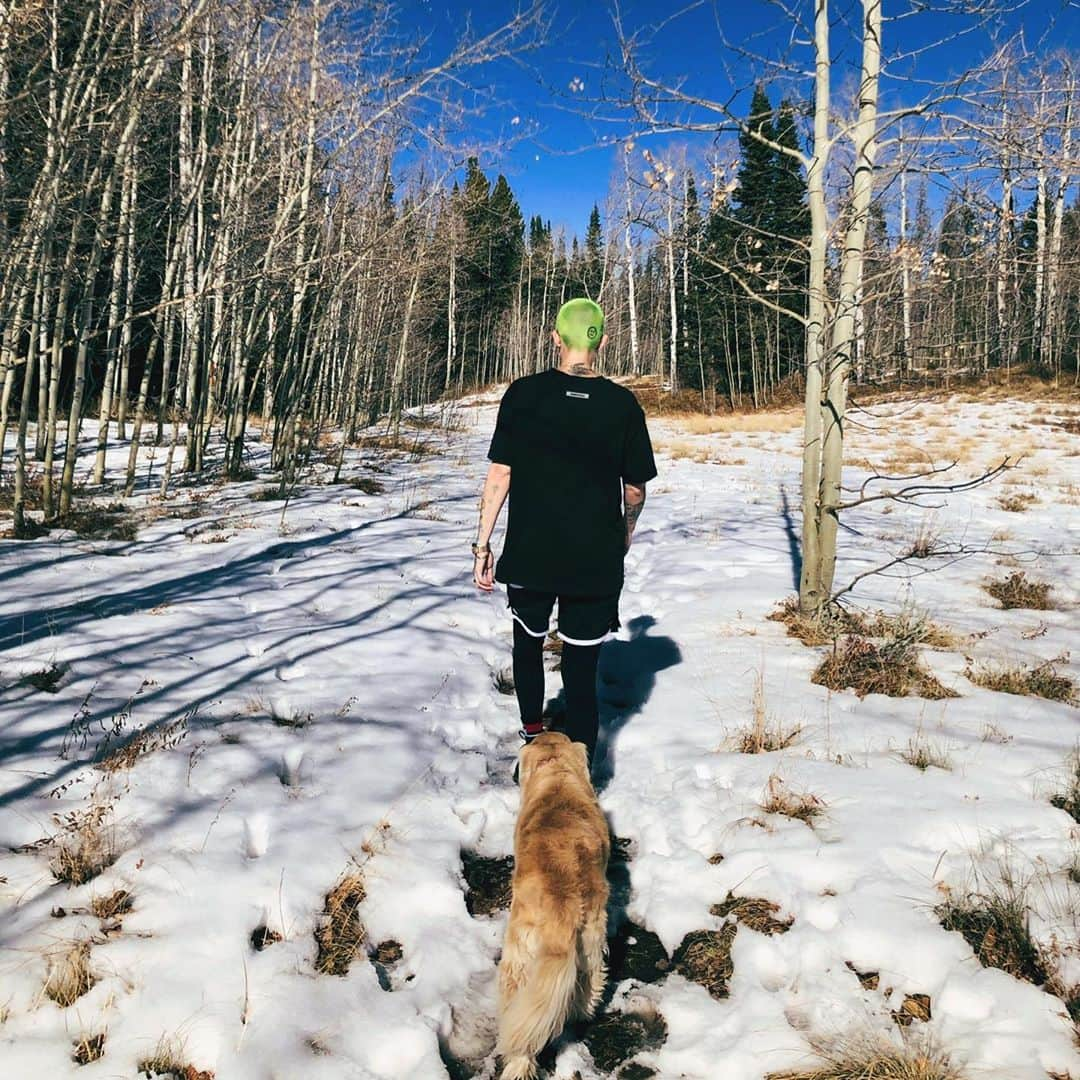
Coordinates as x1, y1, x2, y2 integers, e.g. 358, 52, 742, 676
498, 944, 578, 1080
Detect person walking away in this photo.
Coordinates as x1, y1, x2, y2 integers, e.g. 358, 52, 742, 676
472, 298, 657, 773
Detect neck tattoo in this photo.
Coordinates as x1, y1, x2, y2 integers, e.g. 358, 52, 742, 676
561, 361, 597, 377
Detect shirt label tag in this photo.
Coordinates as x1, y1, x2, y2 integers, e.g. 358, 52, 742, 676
565, 390, 590, 399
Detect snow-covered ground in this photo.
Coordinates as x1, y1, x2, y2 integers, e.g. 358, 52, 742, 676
1, 387, 1078, 1080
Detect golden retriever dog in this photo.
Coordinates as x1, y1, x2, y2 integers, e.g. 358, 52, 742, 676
497, 732, 610, 1080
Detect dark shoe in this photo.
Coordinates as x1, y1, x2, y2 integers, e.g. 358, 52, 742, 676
513, 726, 543, 786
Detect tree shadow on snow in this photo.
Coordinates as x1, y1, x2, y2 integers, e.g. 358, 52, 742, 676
779, 484, 802, 592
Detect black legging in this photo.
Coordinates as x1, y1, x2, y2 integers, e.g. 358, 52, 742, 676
513, 620, 602, 757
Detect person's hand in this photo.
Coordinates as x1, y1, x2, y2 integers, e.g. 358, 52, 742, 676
473, 549, 495, 592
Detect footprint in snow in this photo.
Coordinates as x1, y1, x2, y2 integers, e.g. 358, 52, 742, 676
242, 813, 270, 859
275, 660, 308, 681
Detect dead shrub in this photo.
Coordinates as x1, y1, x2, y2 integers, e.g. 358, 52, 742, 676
345, 477, 384, 495
966, 656, 1076, 705
711, 893, 793, 935
761, 774, 825, 825
672, 923, 736, 999
983, 571, 1054, 610
0, 472, 45, 512
862, 612, 959, 650
56, 503, 138, 541
45, 942, 96, 1007
50, 802, 119, 886
771, 598, 956, 652
769, 596, 864, 647
314, 872, 366, 976
251, 485, 289, 502
812, 635, 956, 701
73, 1032, 106, 1065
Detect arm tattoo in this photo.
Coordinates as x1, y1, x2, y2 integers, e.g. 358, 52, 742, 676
624, 492, 645, 545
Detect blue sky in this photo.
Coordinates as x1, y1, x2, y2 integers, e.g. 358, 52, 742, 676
399, 0, 1079, 237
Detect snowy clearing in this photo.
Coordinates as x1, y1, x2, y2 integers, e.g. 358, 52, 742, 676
1, 390, 1079, 1080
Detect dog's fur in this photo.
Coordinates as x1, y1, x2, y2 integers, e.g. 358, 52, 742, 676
497, 732, 610, 1080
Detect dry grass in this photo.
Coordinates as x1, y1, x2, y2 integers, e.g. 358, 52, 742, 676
672, 923, 737, 999
671, 409, 803, 434
50, 803, 119, 886
711, 892, 793, 935
900, 732, 952, 772
761, 774, 825, 825
97, 714, 190, 772
937, 882, 1049, 989
314, 872, 366, 976
771, 598, 958, 652
983, 571, 1054, 610
73, 1032, 106, 1066
766, 1040, 964, 1080
812, 635, 956, 701
44, 942, 96, 1007
137, 1037, 214, 1080
769, 596, 867, 647
353, 432, 441, 458
733, 674, 802, 754
967, 656, 1077, 705
90, 889, 133, 921
654, 438, 711, 463
996, 492, 1040, 512
892, 994, 932, 1027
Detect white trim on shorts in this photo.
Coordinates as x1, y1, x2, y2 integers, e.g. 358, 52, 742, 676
556, 629, 612, 646
511, 610, 548, 638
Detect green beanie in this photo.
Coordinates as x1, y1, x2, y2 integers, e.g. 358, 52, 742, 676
555, 298, 605, 351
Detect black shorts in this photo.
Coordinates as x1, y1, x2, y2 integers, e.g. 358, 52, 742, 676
507, 585, 620, 646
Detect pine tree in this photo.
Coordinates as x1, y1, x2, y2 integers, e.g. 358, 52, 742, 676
583, 204, 603, 297
734, 85, 778, 230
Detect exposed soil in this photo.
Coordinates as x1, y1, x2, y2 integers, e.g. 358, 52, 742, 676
672, 924, 737, 999
607, 920, 671, 985
582, 1009, 667, 1074
461, 852, 514, 916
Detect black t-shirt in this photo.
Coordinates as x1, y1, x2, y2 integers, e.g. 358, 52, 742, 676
487, 369, 658, 596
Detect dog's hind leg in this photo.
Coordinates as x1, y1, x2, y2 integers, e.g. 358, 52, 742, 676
575, 908, 608, 1019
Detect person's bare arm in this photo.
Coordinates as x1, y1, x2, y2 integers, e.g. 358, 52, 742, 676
474, 462, 511, 592
623, 482, 646, 552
